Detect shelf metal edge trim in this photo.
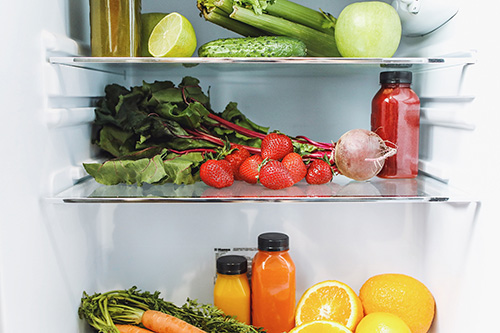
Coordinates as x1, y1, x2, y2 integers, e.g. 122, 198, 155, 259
60, 196, 449, 204
49, 56, 477, 66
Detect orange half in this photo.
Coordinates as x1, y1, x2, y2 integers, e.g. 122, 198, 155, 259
295, 280, 364, 331
290, 320, 353, 333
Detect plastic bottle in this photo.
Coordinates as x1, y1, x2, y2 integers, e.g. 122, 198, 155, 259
371, 71, 421, 178
214, 255, 251, 324
251, 232, 296, 333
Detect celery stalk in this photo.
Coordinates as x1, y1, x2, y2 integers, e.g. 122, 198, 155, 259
198, 4, 267, 37
230, 6, 340, 57
214, 0, 234, 14
264, 0, 335, 35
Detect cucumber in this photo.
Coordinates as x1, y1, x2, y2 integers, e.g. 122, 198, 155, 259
197, 36, 307, 57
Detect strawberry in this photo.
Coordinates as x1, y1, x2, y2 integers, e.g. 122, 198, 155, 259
261, 133, 294, 160
305, 159, 333, 185
239, 154, 264, 184
259, 160, 295, 190
200, 159, 234, 189
224, 145, 251, 180
282, 152, 307, 184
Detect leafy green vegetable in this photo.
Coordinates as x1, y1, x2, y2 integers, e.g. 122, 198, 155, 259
83, 148, 204, 186
78, 286, 265, 333
86, 77, 269, 186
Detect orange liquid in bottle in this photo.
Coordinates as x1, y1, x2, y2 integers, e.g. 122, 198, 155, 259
252, 233, 296, 333
214, 255, 251, 324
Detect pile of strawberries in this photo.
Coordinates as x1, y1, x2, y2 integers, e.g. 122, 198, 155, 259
200, 133, 334, 190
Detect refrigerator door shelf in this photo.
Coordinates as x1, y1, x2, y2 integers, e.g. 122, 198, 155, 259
50, 174, 474, 204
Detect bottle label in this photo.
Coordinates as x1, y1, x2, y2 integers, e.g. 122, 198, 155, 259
213, 247, 257, 284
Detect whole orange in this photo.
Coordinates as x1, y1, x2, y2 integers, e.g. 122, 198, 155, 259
359, 274, 435, 333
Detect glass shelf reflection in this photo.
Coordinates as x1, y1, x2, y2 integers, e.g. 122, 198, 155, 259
52, 175, 472, 203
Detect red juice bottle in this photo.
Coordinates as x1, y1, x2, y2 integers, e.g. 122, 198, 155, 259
371, 71, 421, 179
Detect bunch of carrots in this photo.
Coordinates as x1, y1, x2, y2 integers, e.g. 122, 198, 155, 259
79, 287, 264, 333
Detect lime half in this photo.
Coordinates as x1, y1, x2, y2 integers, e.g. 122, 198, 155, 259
141, 13, 168, 57
148, 12, 197, 57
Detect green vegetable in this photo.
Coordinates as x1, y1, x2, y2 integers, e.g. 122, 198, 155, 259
197, 0, 340, 57
198, 36, 307, 57
197, 5, 268, 37
240, 0, 335, 35
230, 6, 339, 57
85, 77, 270, 186
78, 286, 265, 333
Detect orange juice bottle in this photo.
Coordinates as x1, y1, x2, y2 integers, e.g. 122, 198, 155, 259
214, 255, 251, 324
252, 232, 296, 333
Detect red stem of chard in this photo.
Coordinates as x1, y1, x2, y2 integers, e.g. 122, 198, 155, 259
207, 113, 267, 140
207, 114, 335, 153
182, 88, 335, 157
295, 136, 334, 149
185, 128, 261, 155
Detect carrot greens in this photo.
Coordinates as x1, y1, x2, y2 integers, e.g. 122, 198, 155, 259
79, 287, 265, 333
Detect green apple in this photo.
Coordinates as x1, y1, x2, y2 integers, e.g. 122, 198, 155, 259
335, 1, 402, 58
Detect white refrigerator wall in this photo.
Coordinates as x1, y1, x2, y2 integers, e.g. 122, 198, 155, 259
1, 1, 499, 333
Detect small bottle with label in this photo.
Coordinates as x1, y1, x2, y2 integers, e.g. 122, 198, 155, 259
214, 255, 251, 324
251, 232, 296, 333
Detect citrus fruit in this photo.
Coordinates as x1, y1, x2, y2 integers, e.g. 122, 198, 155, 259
290, 320, 353, 333
141, 12, 168, 56
295, 280, 364, 331
355, 312, 411, 333
148, 12, 197, 57
359, 274, 435, 333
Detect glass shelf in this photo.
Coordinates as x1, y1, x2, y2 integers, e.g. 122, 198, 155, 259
52, 175, 473, 204
49, 55, 476, 77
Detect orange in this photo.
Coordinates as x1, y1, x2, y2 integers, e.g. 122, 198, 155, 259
295, 280, 364, 331
355, 312, 411, 333
290, 320, 353, 333
359, 274, 435, 333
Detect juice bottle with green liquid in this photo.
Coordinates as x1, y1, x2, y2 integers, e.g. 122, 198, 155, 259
89, 0, 141, 57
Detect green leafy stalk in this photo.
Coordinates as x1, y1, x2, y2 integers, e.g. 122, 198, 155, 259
214, 0, 236, 14
230, 5, 340, 57
198, 3, 268, 37
261, 0, 335, 35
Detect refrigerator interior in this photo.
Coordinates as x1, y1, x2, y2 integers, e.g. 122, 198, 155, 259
1, 0, 499, 332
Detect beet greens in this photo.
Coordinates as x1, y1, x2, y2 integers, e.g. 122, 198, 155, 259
84, 76, 335, 186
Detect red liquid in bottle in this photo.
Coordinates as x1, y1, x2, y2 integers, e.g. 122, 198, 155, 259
371, 71, 420, 179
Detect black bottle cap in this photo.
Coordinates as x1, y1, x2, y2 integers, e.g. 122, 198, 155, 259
258, 232, 289, 251
216, 255, 248, 275
380, 71, 413, 84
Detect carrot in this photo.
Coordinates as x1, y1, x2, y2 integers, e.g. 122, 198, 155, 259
115, 324, 154, 333
141, 310, 207, 333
